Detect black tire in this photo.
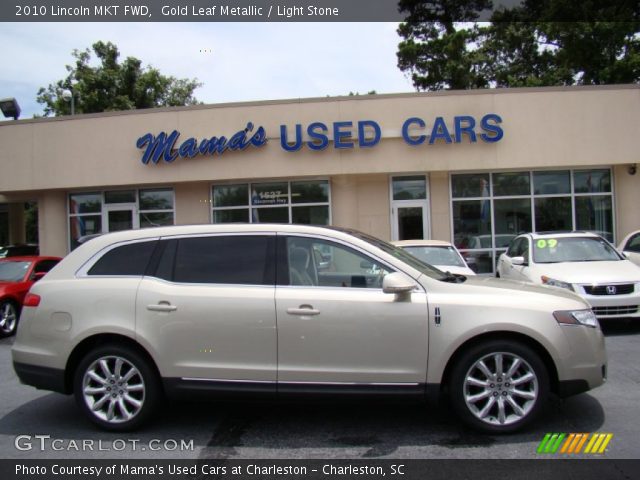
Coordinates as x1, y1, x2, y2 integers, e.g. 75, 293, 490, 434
449, 339, 549, 433
74, 344, 161, 431
0, 300, 19, 338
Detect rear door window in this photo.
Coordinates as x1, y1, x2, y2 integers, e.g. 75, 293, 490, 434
169, 235, 275, 285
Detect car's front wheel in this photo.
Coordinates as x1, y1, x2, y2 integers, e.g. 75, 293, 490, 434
74, 344, 161, 431
0, 301, 19, 337
449, 340, 549, 433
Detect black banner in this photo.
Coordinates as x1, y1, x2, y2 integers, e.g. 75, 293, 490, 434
3, 459, 640, 480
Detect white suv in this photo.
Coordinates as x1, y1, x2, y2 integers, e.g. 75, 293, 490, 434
13, 225, 607, 433
498, 232, 640, 320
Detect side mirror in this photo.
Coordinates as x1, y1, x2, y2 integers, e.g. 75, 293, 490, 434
511, 256, 528, 266
382, 272, 417, 295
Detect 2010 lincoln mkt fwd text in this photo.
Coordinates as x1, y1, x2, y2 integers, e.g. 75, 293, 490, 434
12, 225, 606, 432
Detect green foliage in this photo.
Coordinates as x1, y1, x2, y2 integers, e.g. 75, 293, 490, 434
397, 0, 640, 90
37, 41, 202, 116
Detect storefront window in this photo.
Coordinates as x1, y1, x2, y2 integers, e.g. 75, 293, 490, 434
451, 174, 490, 199
139, 189, 174, 210
533, 171, 570, 195
138, 188, 174, 228
534, 197, 572, 231
213, 184, 249, 207
494, 198, 531, 244
392, 176, 427, 200
292, 181, 329, 204
69, 215, 102, 250
212, 180, 330, 225
69, 193, 101, 214
292, 205, 330, 225
574, 169, 611, 194
575, 196, 613, 241
213, 209, 249, 223
139, 212, 174, 229
251, 182, 289, 206
104, 190, 136, 204
69, 188, 175, 251
493, 172, 530, 196
451, 169, 614, 274
252, 206, 289, 223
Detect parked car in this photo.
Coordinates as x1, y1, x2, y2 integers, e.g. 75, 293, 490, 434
0, 244, 39, 259
619, 230, 640, 267
497, 232, 640, 321
393, 240, 476, 276
13, 225, 606, 433
0, 256, 62, 337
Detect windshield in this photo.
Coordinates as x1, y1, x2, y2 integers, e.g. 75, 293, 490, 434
0, 261, 31, 282
403, 246, 466, 268
330, 228, 449, 280
533, 236, 622, 263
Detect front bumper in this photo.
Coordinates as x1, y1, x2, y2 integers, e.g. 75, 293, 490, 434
575, 283, 640, 319
557, 323, 607, 396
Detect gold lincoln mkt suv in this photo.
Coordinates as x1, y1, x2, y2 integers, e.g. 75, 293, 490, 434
12, 224, 607, 432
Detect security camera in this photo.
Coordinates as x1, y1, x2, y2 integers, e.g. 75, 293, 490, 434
629, 164, 637, 176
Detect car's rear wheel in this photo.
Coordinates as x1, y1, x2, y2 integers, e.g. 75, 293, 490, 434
0, 301, 19, 337
449, 340, 549, 433
74, 344, 160, 431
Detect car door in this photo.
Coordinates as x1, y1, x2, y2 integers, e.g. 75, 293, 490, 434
498, 237, 530, 281
135, 234, 278, 387
275, 235, 429, 392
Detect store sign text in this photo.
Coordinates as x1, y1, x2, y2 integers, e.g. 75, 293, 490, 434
136, 114, 503, 165
136, 122, 267, 164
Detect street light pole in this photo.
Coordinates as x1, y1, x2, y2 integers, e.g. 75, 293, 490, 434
62, 79, 79, 115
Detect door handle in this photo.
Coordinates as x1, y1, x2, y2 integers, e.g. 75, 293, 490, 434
287, 305, 320, 316
147, 302, 177, 313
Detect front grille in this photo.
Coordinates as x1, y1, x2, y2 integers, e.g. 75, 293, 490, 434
592, 305, 639, 316
583, 284, 635, 296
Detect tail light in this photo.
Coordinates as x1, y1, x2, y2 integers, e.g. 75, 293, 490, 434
23, 293, 41, 307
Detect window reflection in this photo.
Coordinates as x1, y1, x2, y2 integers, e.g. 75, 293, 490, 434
451, 169, 614, 275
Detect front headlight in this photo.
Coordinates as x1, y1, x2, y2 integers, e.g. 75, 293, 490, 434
541, 276, 574, 291
554, 310, 599, 328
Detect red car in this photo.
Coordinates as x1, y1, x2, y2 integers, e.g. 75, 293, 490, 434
0, 256, 61, 337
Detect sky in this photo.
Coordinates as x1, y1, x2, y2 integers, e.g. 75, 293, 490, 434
0, 22, 414, 120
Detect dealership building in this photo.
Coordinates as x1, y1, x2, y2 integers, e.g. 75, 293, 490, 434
0, 84, 638, 274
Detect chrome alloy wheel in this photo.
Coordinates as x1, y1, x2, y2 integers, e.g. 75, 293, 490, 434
82, 356, 146, 424
0, 302, 18, 335
463, 352, 538, 427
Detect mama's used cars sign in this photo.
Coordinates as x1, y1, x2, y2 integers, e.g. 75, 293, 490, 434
136, 114, 503, 165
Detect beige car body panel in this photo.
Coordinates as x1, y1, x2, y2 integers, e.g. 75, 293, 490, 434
13, 224, 606, 413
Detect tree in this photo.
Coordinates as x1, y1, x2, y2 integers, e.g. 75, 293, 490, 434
37, 41, 202, 116
397, 0, 640, 90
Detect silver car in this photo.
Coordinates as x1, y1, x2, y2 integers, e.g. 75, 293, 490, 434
12, 224, 607, 433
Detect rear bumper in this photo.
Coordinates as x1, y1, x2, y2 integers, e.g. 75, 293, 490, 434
13, 362, 68, 394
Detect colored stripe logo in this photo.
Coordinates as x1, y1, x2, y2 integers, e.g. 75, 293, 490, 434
537, 433, 613, 454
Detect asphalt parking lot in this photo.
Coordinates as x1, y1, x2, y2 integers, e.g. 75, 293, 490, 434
1, 320, 639, 461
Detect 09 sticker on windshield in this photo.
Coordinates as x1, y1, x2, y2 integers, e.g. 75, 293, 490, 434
536, 239, 558, 249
